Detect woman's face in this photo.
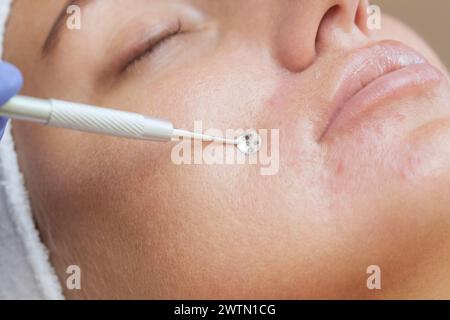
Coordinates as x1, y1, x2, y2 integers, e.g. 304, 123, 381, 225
5, 0, 450, 298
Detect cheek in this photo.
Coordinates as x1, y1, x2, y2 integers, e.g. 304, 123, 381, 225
396, 119, 450, 182
14, 120, 173, 217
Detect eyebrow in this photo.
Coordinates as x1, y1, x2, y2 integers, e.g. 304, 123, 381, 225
41, 0, 93, 57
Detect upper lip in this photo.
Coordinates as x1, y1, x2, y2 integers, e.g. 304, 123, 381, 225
318, 40, 432, 139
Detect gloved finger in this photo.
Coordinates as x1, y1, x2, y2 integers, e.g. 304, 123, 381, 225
0, 61, 23, 106
0, 116, 8, 139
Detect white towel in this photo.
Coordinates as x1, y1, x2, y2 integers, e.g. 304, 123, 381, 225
0, 0, 64, 299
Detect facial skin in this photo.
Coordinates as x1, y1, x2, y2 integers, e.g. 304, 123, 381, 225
4, 0, 450, 299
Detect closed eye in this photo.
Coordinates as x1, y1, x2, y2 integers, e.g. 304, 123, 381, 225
121, 19, 182, 73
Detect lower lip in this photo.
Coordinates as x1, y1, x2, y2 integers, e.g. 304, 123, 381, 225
325, 63, 444, 135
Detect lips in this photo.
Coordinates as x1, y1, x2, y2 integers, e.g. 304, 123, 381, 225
320, 40, 444, 139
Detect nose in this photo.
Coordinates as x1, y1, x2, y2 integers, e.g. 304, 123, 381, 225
274, 0, 369, 73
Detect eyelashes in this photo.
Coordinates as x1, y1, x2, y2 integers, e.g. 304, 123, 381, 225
121, 19, 183, 73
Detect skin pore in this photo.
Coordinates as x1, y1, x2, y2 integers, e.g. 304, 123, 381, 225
4, 0, 450, 299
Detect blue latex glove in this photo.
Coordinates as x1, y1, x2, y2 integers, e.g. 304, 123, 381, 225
0, 61, 23, 139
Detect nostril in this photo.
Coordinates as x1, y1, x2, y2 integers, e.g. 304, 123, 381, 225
274, 0, 368, 74
315, 1, 370, 54
315, 5, 340, 48
355, 0, 370, 35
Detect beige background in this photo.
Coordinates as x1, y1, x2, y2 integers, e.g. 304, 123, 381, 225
374, 0, 450, 69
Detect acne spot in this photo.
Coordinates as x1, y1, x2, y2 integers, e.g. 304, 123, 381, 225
336, 161, 345, 175
393, 112, 406, 123
398, 152, 424, 181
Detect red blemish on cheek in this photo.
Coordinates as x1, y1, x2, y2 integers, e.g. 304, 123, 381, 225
398, 151, 424, 181
336, 161, 345, 175
393, 112, 406, 123
266, 88, 286, 111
